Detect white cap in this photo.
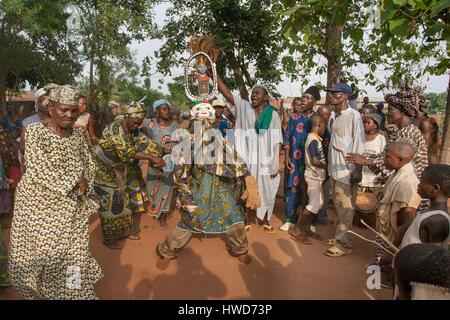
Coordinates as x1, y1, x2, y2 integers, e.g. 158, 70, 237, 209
212, 98, 226, 107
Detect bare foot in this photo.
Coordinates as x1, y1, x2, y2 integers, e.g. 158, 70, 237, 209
156, 257, 170, 270
306, 230, 323, 241
237, 254, 252, 265
155, 244, 171, 270
289, 232, 312, 245
159, 216, 168, 228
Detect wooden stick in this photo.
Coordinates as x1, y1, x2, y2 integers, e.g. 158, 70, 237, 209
347, 230, 396, 257
359, 219, 399, 253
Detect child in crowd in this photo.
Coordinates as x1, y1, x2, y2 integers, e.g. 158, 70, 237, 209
289, 114, 326, 244
377, 141, 422, 288
360, 113, 386, 192
313, 105, 333, 226
394, 243, 450, 300
401, 164, 450, 249
281, 97, 309, 232
359, 104, 376, 122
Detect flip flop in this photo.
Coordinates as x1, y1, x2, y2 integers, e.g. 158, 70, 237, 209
128, 234, 141, 240
307, 231, 323, 241
324, 246, 352, 257
237, 254, 252, 265
323, 238, 336, 246
259, 224, 276, 234
290, 233, 312, 245
103, 240, 124, 250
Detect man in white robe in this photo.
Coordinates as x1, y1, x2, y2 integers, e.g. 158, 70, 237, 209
218, 77, 282, 232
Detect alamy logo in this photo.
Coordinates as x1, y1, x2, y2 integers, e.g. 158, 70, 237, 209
67, 265, 81, 290
366, 265, 381, 290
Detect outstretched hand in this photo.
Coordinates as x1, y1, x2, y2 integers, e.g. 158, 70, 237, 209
77, 175, 88, 197
345, 153, 368, 166
151, 156, 165, 168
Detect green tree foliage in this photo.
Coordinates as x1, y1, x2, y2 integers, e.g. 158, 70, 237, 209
77, 61, 166, 111
279, 0, 380, 90
167, 76, 192, 112
0, 0, 82, 109
72, 0, 159, 106
424, 92, 447, 114
376, 0, 450, 163
279, 0, 448, 91
155, 0, 284, 100
378, 0, 449, 79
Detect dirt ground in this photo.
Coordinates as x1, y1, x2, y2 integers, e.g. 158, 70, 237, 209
0, 198, 392, 300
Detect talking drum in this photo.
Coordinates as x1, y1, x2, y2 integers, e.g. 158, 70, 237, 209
354, 192, 378, 228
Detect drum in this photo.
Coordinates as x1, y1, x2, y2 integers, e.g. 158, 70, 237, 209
354, 191, 379, 228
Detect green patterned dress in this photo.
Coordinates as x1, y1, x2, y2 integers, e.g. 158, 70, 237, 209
92, 120, 163, 241
174, 121, 250, 234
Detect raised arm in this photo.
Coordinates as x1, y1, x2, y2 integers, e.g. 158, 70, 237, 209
217, 74, 235, 106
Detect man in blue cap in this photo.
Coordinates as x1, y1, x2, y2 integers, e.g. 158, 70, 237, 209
323, 82, 365, 257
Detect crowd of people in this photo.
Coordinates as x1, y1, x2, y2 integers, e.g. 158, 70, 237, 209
0, 79, 449, 300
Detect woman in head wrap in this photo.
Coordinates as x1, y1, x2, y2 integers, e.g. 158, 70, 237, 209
8, 84, 102, 299
346, 85, 430, 263
92, 100, 165, 249
142, 99, 177, 227
347, 85, 429, 194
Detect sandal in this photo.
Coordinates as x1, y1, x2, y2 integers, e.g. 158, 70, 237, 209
155, 245, 171, 270
259, 224, 276, 234
324, 246, 352, 257
323, 238, 336, 246
306, 231, 323, 241
290, 233, 312, 245
103, 240, 124, 250
237, 254, 252, 265
128, 234, 141, 240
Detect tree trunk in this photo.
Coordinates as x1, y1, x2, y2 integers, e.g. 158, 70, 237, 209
439, 74, 450, 164
227, 53, 249, 101
89, 39, 95, 104
0, 71, 7, 113
324, 24, 343, 103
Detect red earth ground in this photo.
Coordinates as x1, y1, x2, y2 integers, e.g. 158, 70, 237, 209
0, 199, 392, 300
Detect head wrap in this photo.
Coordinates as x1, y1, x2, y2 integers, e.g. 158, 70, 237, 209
44, 84, 80, 105
125, 102, 145, 119
385, 85, 428, 118
153, 99, 170, 112
304, 86, 321, 101
34, 87, 48, 110
251, 84, 273, 100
